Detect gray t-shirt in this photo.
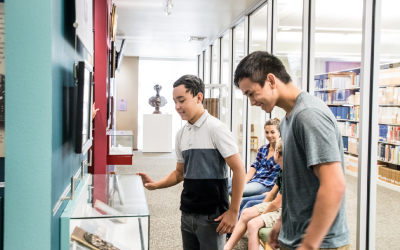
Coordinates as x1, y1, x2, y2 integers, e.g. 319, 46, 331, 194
278, 92, 350, 249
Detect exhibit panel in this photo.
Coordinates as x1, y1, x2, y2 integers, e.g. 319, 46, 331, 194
61, 174, 149, 250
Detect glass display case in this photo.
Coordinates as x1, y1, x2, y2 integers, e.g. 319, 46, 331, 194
61, 174, 149, 250
109, 130, 133, 155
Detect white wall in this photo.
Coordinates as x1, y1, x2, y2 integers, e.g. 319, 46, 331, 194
115, 56, 139, 149
138, 58, 197, 150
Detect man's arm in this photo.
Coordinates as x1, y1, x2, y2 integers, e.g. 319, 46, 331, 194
298, 161, 346, 250
262, 184, 279, 202
215, 153, 245, 234
137, 162, 184, 190
262, 193, 282, 214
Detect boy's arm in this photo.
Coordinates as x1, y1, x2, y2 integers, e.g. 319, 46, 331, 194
215, 153, 245, 235
137, 162, 184, 190
262, 184, 279, 203
262, 193, 282, 214
297, 162, 346, 250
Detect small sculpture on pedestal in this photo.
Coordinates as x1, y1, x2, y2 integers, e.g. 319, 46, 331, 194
148, 84, 167, 114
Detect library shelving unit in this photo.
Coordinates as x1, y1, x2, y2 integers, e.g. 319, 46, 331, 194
314, 64, 400, 192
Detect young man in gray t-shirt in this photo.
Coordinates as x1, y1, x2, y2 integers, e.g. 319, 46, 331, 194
233, 51, 350, 250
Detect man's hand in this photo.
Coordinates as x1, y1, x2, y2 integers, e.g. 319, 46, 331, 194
268, 217, 282, 250
215, 209, 238, 235
136, 172, 157, 190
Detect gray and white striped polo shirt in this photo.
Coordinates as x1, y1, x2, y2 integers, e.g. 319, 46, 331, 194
175, 110, 239, 214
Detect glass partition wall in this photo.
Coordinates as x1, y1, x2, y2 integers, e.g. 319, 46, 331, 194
248, 4, 268, 164
376, 1, 400, 249
232, 21, 246, 162
196, 1, 397, 248
313, 1, 364, 249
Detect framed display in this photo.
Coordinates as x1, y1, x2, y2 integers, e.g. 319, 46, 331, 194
75, 61, 93, 154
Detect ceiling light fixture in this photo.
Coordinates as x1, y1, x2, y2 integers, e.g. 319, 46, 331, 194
164, 0, 173, 16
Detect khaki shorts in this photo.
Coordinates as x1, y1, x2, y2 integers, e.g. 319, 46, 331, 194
281, 244, 350, 250
253, 202, 282, 228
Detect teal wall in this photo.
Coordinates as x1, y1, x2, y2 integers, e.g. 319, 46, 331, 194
5, 0, 87, 249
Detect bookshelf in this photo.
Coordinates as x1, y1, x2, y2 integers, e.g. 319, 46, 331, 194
345, 169, 400, 192
379, 104, 400, 107
379, 84, 400, 88
328, 104, 360, 106
337, 119, 359, 122
379, 123, 400, 126
344, 151, 358, 156
314, 87, 361, 92
378, 141, 400, 146
342, 135, 358, 139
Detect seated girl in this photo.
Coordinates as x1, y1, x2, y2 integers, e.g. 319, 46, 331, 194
225, 139, 284, 250
228, 118, 281, 197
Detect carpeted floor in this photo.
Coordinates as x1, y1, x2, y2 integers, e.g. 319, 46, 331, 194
116, 151, 400, 250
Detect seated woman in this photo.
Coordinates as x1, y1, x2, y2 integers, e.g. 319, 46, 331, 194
228, 118, 281, 197
224, 139, 284, 250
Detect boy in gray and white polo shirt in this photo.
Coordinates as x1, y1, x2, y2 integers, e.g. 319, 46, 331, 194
137, 75, 246, 250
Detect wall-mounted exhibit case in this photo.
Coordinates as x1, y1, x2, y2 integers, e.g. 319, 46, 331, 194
75, 61, 94, 154
60, 174, 149, 250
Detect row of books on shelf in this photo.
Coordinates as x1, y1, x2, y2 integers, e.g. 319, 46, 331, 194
378, 107, 400, 124
378, 165, 400, 186
379, 67, 400, 86
378, 143, 400, 165
379, 86, 400, 104
343, 136, 358, 155
329, 106, 360, 121
378, 125, 400, 144
338, 122, 359, 138
315, 90, 360, 105
314, 73, 361, 90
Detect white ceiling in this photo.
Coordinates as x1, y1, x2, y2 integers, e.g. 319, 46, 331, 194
114, 0, 261, 59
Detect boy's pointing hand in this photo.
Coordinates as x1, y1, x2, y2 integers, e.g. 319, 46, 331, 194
136, 172, 157, 190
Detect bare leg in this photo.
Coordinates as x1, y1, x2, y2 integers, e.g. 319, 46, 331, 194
224, 207, 259, 250
247, 216, 266, 250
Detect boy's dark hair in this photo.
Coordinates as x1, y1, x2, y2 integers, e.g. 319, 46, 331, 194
234, 51, 292, 88
173, 75, 205, 101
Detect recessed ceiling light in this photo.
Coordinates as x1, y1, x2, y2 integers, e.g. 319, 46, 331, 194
188, 36, 207, 42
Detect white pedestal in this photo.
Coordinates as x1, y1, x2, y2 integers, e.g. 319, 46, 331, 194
143, 114, 172, 153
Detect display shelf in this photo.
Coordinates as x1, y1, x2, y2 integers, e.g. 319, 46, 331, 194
60, 174, 150, 250
379, 104, 400, 107
345, 169, 400, 192
342, 135, 358, 139
337, 119, 359, 123
314, 87, 360, 92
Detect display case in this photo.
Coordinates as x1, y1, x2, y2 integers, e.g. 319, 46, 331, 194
107, 130, 134, 165
109, 130, 133, 155
60, 174, 149, 250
